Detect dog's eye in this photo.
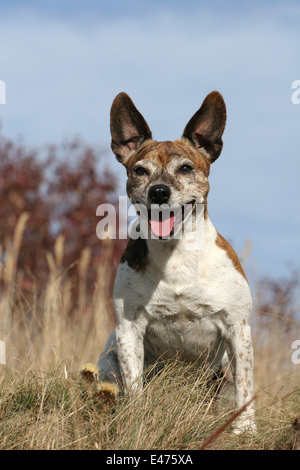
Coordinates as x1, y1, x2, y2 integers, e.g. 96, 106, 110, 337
134, 166, 148, 176
178, 164, 194, 174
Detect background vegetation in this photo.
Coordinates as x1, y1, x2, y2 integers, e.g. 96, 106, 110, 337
0, 131, 299, 450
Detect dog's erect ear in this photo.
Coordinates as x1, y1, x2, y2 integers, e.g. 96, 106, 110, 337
110, 92, 152, 165
183, 91, 226, 163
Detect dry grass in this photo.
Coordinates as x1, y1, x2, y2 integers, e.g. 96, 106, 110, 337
0, 215, 300, 450
0, 360, 232, 450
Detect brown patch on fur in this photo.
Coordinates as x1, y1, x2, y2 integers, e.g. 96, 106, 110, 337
120, 236, 148, 272
176, 139, 211, 177
204, 201, 209, 219
127, 139, 210, 176
126, 139, 211, 202
216, 233, 247, 281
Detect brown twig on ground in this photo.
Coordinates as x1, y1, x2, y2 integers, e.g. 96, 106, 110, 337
198, 395, 257, 450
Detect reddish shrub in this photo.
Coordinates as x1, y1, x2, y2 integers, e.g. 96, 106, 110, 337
0, 130, 125, 301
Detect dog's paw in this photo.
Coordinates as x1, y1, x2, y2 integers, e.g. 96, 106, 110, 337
232, 417, 257, 435
96, 382, 120, 405
80, 363, 99, 383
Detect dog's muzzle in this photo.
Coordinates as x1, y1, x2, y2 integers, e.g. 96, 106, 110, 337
148, 184, 171, 205
145, 184, 195, 239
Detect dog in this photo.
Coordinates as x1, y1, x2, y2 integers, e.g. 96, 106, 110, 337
82, 91, 256, 433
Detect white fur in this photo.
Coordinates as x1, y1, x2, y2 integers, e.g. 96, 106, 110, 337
98, 215, 256, 433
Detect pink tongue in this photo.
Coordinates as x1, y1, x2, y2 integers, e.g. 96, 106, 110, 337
149, 215, 175, 238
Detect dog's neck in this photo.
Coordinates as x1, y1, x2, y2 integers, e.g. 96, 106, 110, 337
145, 213, 217, 272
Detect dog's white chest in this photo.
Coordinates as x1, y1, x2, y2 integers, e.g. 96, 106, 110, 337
142, 270, 224, 363
118, 242, 225, 364
144, 266, 210, 321
114, 223, 251, 366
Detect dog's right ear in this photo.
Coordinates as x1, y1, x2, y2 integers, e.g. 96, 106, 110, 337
110, 92, 152, 165
183, 91, 226, 163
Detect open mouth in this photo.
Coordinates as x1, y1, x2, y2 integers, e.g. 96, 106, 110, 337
148, 200, 196, 239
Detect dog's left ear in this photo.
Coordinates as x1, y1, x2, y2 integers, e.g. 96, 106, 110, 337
110, 92, 152, 165
183, 91, 226, 163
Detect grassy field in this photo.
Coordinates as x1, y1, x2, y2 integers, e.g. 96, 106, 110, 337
0, 216, 300, 450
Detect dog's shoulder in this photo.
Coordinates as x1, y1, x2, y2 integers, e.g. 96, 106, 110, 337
120, 236, 148, 273
214, 232, 247, 281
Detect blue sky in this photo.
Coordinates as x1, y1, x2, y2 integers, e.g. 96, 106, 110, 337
0, 0, 300, 283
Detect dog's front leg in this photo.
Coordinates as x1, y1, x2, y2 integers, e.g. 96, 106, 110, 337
225, 322, 256, 433
115, 318, 147, 394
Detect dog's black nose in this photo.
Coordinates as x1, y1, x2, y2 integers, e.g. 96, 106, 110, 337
148, 184, 171, 204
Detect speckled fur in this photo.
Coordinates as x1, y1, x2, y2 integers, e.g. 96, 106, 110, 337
97, 92, 256, 433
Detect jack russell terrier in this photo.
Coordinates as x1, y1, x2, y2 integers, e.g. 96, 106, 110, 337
82, 91, 256, 433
